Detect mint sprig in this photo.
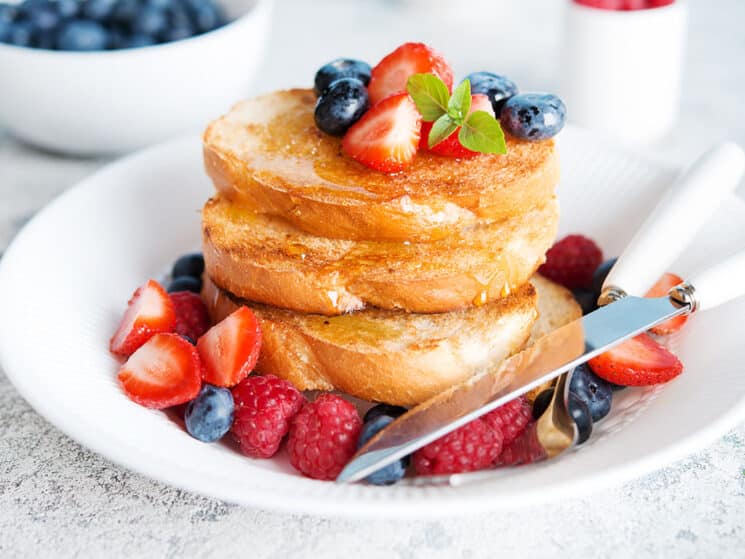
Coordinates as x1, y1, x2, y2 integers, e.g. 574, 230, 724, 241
406, 74, 507, 155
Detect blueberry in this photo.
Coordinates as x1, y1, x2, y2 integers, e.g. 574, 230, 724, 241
146, 0, 173, 9
57, 19, 108, 50
357, 416, 408, 485
0, 4, 18, 24
132, 6, 168, 37
569, 364, 613, 422
82, 0, 118, 21
568, 392, 593, 445
111, 0, 140, 24
189, 1, 223, 33
591, 257, 618, 297
314, 58, 371, 96
56, 0, 80, 19
500, 93, 567, 141
363, 403, 407, 423
29, 4, 60, 32
36, 28, 56, 48
8, 21, 34, 46
572, 287, 598, 315
532, 388, 554, 420
167, 275, 202, 293
124, 32, 156, 47
315, 78, 369, 136
171, 252, 204, 279
161, 25, 193, 42
464, 72, 519, 115
181, 334, 196, 345
185, 384, 234, 442
167, 3, 191, 28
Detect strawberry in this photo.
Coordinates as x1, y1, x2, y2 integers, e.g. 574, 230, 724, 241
110, 280, 176, 357
588, 333, 683, 386
420, 94, 493, 158
117, 333, 202, 409
197, 306, 262, 388
645, 273, 688, 335
367, 42, 453, 105
342, 93, 421, 173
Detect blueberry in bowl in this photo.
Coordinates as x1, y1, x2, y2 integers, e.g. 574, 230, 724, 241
0, 0, 272, 154
0, 0, 227, 51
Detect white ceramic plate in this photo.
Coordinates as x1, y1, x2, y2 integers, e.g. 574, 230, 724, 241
2, 128, 745, 519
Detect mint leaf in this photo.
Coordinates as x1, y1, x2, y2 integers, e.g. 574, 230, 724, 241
407, 73, 450, 122
459, 111, 507, 154
447, 79, 471, 124
428, 114, 458, 148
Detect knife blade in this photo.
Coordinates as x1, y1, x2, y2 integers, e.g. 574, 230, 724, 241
337, 293, 688, 483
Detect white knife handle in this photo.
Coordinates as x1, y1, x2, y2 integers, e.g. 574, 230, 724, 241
678, 249, 745, 312
603, 143, 745, 297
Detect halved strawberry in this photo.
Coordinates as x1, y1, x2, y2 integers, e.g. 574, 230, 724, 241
118, 333, 202, 408
342, 93, 421, 173
110, 280, 176, 357
420, 94, 493, 158
588, 333, 683, 386
645, 273, 688, 335
197, 306, 262, 388
368, 42, 454, 104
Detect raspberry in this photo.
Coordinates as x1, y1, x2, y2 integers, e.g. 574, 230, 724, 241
496, 422, 547, 466
231, 374, 305, 458
170, 291, 210, 341
538, 234, 603, 289
413, 418, 503, 476
482, 396, 532, 447
287, 393, 362, 480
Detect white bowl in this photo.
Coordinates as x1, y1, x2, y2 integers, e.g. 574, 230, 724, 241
0, 0, 272, 155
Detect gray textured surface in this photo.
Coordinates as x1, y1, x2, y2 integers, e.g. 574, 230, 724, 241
2, 0, 745, 557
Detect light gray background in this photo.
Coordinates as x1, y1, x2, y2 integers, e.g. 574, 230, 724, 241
2, 0, 744, 557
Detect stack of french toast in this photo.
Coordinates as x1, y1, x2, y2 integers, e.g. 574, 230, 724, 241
199, 88, 580, 407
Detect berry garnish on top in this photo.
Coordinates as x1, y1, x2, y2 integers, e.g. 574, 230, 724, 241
367, 42, 453, 105
408, 74, 507, 157
314, 77, 370, 136
342, 92, 421, 173
465, 71, 519, 114
314, 58, 372, 96
418, 93, 496, 158
500, 93, 567, 141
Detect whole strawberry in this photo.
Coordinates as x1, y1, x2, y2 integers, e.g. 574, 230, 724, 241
287, 393, 362, 481
482, 396, 532, 447
413, 418, 503, 476
170, 291, 210, 342
538, 234, 603, 290
231, 374, 305, 458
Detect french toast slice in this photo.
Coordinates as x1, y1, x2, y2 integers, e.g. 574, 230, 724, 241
203, 89, 560, 242
201, 275, 581, 406
202, 195, 559, 315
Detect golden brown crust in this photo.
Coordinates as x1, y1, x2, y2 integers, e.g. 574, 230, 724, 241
202, 89, 560, 242
202, 276, 539, 405
202, 195, 560, 315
